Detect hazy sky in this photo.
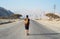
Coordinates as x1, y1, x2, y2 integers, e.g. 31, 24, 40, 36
0, 0, 60, 11
0, 0, 60, 18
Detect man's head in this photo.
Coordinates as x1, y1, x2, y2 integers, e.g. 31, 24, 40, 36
26, 15, 28, 18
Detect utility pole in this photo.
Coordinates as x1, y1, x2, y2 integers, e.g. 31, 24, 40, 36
54, 4, 56, 14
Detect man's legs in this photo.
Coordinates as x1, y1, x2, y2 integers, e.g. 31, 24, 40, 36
25, 25, 29, 35
25, 30, 29, 35
25, 29, 29, 35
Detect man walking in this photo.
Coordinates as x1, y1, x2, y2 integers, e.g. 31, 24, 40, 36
24, 15, 30, 36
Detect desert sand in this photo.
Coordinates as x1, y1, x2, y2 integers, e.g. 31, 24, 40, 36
35, 19, 60, 33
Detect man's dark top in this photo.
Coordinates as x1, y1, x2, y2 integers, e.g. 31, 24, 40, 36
25, 18, 30, 26
24, 18, 30, 30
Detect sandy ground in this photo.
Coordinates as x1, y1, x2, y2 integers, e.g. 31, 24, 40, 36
35, 19, 60, 33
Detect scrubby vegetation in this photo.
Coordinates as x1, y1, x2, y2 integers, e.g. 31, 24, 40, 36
45, 13, 60, 20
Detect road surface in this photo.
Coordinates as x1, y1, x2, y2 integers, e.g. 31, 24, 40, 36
0, 20, 60, 39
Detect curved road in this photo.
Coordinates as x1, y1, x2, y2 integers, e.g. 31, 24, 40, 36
0, 20, 60, 39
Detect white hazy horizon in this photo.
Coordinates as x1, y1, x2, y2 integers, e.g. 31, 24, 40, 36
14, 9, 60, 19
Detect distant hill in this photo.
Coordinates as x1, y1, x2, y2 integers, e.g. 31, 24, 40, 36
0, 7, 14, 18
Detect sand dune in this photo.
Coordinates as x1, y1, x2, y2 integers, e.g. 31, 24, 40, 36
35, 19, 60, 33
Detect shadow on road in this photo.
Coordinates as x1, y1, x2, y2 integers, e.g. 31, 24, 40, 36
29, 33, 60, 36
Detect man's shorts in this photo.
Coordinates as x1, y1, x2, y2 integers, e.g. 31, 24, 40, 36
25, 25, 29, 30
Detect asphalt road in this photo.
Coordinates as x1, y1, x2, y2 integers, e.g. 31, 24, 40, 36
0, 20, 60, 39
